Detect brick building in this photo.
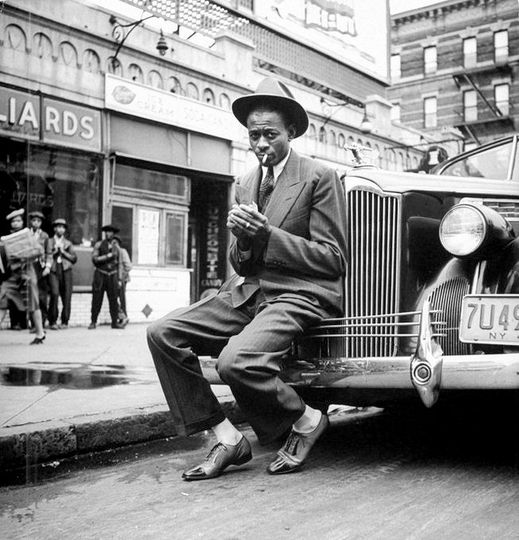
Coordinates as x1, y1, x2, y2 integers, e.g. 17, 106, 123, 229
388, 0, 518, 167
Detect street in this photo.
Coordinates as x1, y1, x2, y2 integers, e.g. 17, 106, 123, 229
2, 405, 519, 539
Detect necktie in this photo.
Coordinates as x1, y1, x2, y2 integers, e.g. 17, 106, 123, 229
258, 166, 275, 212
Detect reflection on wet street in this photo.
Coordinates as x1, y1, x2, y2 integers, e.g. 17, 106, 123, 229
1, 362, 157, 389
1, 404, 519, 539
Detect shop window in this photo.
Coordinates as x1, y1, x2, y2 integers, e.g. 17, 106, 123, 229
495, 83, 509, 116
128, 63, 144, 83
423, 46, 437, 75
115, 205, 187, 267
318, 126, 326, 143
219, 93, 231, 110
329, 130, 336, 146
307, 124, 317, 139
5, 24, 26, 51
59, 41, 78, 67
186, 82, 200, 100
112, 205, 133, 260
463, 90, 477, 122
137, 207, 160, 265
166, 212, 185, 265
494, 30, 508, 63
424, 96, 437, 128
148, 70, 163, 89
107, 57, 123, 77
390, 53, 401, 81
463, 37, 477, 68
337, 133, 345, 149
203, 88, 215, 105
83, 49, 101, 73
114, 163, 189, 203
32, 32, 53, 59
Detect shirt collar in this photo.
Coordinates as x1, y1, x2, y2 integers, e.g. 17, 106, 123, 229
262, 148, 291, 182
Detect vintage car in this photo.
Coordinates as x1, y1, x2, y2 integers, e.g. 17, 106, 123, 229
203, 144, 519, 412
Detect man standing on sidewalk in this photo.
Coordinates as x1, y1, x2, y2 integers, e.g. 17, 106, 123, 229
0, 209, 46, 344
48, 219, 77, 330
112, 235, 132, 327
29, 210, 51, 328
89, 224, 125, 330
147, 77, 347, 480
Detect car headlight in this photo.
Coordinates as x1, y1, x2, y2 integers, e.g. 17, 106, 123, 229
439, 203, 514, 259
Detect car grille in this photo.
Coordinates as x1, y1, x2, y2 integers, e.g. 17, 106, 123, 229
428, 276, 470, 355
346, 188, 402, 358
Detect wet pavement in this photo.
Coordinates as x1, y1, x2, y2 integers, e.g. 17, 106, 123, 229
0, 324, 237, 472
1, 406, 519, 539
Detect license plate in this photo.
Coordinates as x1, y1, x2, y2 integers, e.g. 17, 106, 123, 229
459, 295, 519, 345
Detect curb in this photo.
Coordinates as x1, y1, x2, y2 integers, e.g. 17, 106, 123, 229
0, 400, 245, 471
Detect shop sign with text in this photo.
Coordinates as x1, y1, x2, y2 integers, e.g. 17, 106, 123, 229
105, 74, 242, 142
0, 85, 101, 152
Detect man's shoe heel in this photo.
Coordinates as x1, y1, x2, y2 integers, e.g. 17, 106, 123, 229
234, 452, 252, 466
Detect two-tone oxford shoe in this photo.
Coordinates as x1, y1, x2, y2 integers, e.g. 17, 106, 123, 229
267, 413, 329, 475
182, 436, 252, 481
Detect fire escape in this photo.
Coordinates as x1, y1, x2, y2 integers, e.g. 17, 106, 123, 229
452, 61, 514, 145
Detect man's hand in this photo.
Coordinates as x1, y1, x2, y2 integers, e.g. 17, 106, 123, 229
42, 267, 51, 277
227, 203, 271, 248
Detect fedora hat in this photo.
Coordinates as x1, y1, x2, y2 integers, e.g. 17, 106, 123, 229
28, 210, 44, 220
232, 78, 309, 138
101, 224, 120, 233
53, 218, 68, 228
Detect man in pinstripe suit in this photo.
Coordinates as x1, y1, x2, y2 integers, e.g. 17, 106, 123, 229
147, 77, 348, 480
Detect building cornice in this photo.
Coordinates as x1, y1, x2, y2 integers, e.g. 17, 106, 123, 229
392, 0, 495, 26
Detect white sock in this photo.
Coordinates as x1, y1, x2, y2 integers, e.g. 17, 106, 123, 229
293, 405, 322, 434
212, 418, 243, 445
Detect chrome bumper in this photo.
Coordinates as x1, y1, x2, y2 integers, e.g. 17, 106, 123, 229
199, 300, 519, 406
201, 353, 519, 389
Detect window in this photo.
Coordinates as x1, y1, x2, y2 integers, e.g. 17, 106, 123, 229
390, 54, 401, 81
166, 212, 185, 265
391, 103, 401, 122
463, 90, 477, 122
463, 37, 477, 68
424, 46, 437, 74
441, 140, 513, 179
495, 84, 509, 116
424, 96, 437, 128
494, 30, 508, 63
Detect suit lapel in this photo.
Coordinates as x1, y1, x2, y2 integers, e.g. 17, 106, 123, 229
265, 151, 305, 228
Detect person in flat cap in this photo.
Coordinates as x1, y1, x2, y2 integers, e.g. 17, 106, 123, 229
29, 210, 52, 328
148, 77, 348, 480
47, 219, 77, 330
88, 224, 124, 329
0, 209, 47, 344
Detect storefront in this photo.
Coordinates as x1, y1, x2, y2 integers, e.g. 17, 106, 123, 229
105, 75, 240, 322
0, 83, 103, 293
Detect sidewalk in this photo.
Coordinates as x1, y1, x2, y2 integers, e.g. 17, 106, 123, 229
0, 323, 241, 471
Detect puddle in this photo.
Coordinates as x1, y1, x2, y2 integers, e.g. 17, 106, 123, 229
1, 362, 156, 388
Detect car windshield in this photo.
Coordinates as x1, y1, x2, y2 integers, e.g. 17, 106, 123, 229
440, 141, 513, 179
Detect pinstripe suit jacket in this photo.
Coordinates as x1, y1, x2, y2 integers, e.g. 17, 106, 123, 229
229, 150, 348, 316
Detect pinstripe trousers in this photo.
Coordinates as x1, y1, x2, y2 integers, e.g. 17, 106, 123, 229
147, 286, 327, 444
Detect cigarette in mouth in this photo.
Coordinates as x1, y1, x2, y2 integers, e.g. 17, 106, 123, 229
261, 154, 268, 166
